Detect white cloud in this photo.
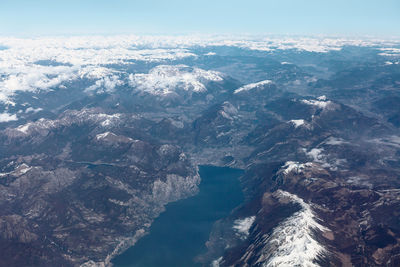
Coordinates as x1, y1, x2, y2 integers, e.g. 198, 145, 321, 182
0, 36, 197, 103
0, 35, 398, 103
25, 107, 43, 113
379, 48, 400, 56
306, 148, 325, 162
303, 147, 346, 171
0, 112, 17, 122
86, 75, 124, 93
0, 65, 78, 102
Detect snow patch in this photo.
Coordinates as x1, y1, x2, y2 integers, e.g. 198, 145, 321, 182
281, 161, 312, 174
129, 65, 223, 95
233, 216, 256, 240
257, 190, 328, 267
8, 110, 121, 137
220, 102, 238, 120
369, 136, 400, 148
211, 257, 223, 267
157, 144, 176, 156
346, 176, 373, 189
169, 118, 184, 129
17, 122, 32, 133
234, 80, 272, 94
290, 119, 305, 128
16, 163, 32, 175
324, 137, 347, 145
95, 132, 115, 140
0, 163, 32, 177
98, 113, 121, 127
301, 98, 332, 109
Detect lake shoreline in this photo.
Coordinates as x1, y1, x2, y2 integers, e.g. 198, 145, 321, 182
112, 165, 244, 267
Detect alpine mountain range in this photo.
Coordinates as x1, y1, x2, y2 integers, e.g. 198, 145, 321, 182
0, 35, 400, 266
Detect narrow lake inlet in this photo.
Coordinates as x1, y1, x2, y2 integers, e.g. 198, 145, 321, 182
112, 165, 244, 267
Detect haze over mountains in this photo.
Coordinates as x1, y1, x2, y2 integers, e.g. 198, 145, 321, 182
0, 35, 400, 266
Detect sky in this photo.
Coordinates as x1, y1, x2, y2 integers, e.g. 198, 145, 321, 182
0, 0, 399, 37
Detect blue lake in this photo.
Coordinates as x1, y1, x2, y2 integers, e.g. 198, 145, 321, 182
112, 165, 244, 267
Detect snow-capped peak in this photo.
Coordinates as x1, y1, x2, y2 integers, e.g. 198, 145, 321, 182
301, 97, 332, 109
95, 132, 116, 140
128, 64, 223, 96
257, 190, 328, 267
281, 161, 312, 174
290, 119, 305, 128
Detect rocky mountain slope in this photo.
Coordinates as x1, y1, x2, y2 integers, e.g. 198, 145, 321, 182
0, 36, 400, 266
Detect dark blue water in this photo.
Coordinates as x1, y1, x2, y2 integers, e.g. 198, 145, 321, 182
112, 165, 244, 267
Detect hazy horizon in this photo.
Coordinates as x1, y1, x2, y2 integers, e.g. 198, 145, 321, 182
1, 0, 399, 37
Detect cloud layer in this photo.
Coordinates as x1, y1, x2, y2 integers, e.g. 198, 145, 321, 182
0, 35, 399, 106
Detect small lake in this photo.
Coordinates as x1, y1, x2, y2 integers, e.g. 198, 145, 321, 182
112, 165, 244, 267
